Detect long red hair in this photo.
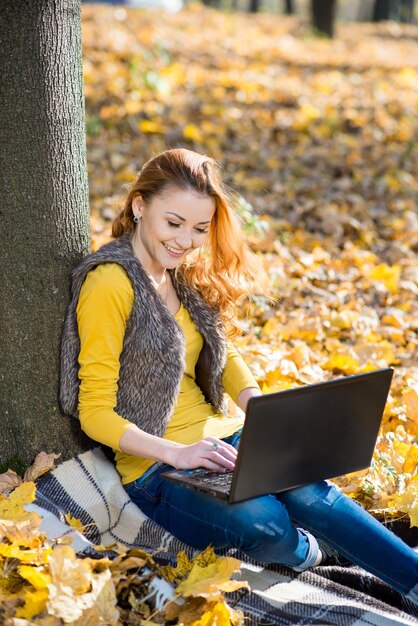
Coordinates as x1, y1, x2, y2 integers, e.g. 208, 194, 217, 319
112, 148, 263, 334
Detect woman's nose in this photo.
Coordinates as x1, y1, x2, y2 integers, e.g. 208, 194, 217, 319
176, 231, 193, 249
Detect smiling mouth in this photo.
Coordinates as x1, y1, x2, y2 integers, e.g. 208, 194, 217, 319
163, 243, 185, 256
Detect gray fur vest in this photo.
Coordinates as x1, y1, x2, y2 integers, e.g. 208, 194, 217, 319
59, 234, 228, 437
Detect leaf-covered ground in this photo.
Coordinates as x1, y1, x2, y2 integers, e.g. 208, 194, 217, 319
83, 5, 418, 525
0, 476, 247, 624
1, 8, 418, 622
0, 5, 418, 626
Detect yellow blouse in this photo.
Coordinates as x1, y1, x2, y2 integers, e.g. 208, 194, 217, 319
76, 263, 260, 484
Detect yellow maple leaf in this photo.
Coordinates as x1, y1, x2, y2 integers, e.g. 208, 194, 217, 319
190, 600, 234, 626
19, 565, 51, 590
176, 557, 250, 600
261, 381, 296, 394
0, 482, 42, 549
323, 353, 361, 375
194, 545, 218, 569
367, 263, 401, 293
0, 482, 36, 522
0, 544, 51, 565
15, 588, 48, 620
161, 549, 194, 584
64, 513, 85, 532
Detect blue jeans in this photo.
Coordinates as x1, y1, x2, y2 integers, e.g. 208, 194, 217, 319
125, 430, 418, 603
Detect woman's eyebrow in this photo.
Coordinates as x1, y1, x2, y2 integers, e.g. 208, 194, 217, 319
166, 211, 211, 225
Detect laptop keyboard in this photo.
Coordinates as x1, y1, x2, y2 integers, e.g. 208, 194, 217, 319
194, 470, 234, 488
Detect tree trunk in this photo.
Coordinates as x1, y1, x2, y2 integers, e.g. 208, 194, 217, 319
249, 0, 260, 12
311, 0, 337, 37
372, 0, 391, 21
284, 0, 294, 14
0, 0, 91, 467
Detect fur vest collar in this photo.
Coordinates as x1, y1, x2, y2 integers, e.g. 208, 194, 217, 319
59, 234, 227, 437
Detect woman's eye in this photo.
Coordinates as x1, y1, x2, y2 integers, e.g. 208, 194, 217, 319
195, 228, 208, 234
167, 221, 180, 228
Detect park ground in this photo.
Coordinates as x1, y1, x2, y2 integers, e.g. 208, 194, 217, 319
1, 6, 418, 623
84, 4, 418, 525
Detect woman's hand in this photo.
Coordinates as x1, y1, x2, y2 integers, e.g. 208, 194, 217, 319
119, 427, 237, 472
168, 437, 237, 472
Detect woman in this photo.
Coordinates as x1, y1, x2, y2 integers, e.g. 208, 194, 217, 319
60, 148, 418, 603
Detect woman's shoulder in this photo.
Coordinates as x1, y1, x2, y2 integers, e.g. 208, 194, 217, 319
81, 263, 134, 301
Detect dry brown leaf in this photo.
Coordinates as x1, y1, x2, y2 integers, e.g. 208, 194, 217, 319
44, 546, 120, 624
23, 453, 61, 483
0, 470, 23, 495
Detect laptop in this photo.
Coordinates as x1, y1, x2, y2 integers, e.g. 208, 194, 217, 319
161, 368, 393, 503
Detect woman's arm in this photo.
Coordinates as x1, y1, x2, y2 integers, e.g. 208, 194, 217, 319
77, 264, 140, 450
237, 386, 263, 413
119, 427, 237, 472
222, 340, 261, 409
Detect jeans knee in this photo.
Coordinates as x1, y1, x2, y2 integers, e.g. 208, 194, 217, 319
282, 480, 344, 512
228, 497, 297, 558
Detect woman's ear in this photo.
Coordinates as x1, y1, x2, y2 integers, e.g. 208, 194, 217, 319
132, 195, 143, 219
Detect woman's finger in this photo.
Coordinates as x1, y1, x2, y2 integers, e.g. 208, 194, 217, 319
201, 458, 234, 473
205, 438, 238, 459
200, 443, 236, 470
211, 451, 235, 470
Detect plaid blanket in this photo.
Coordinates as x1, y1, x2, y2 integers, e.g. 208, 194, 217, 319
33, 447, 418, 626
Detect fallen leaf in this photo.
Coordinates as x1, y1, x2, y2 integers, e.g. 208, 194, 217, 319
176, 557, 250, 600
0, 470, 23, 495
15, 588, 48, 620
23, 453, 61, 483
63, 513, 85, 533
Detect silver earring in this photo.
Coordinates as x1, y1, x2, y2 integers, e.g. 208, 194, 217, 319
133, 215, 140, 223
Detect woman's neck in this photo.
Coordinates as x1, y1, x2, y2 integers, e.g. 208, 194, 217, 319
130, 230, 166, 286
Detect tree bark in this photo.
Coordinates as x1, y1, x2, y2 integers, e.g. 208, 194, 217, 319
311, 0, 337, 38
284, 0, 294, 14
372, 0, 391, 21
249, 0, 261, 12
0, 0, 91, 466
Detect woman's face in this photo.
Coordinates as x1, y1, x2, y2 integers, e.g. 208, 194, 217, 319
132, 186, 216, 275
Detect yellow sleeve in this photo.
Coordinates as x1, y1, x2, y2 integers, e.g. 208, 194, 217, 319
221, 340, 260, 405
76, 263, 137, 451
